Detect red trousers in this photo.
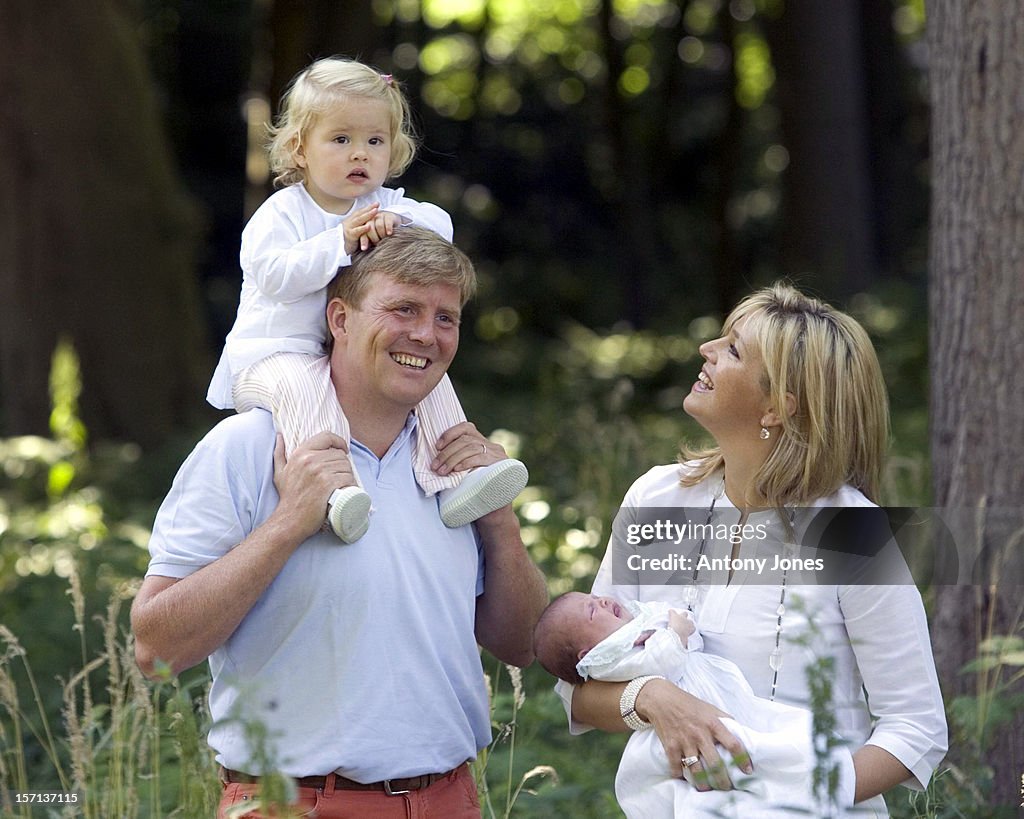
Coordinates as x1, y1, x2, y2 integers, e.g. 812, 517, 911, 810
216, 763, 480, 819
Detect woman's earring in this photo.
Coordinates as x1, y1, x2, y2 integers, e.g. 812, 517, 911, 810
760, 427, 771, 440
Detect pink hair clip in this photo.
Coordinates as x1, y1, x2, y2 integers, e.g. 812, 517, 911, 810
381, 73, 394, 86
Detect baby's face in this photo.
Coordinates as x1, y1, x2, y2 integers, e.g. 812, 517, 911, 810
561, 592, 635, 658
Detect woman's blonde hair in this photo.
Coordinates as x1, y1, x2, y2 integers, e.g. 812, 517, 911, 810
267, 57, 418, 188
681, 282, 890, 505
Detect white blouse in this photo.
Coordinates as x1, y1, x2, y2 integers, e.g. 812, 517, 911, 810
556, 464, 948, 815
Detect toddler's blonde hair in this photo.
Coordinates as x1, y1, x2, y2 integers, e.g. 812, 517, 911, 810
268, 57, 418, 188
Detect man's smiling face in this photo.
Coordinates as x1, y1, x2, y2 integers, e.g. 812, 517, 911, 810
329, 275, 461, 413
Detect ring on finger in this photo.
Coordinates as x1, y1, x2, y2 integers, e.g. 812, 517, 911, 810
681, 755, 699, 768
480, 443, 487, 456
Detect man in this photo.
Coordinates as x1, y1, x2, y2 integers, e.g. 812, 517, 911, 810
131, 227, 548, 818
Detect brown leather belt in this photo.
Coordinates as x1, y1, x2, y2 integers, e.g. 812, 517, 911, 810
220, 766, 454, 796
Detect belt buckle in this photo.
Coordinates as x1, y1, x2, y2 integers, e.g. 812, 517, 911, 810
383, 779, 410, 796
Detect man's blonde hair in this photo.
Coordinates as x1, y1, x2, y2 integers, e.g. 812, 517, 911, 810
681, 282, 890, 505
327, 226, 477, 311
268, 57, 418, 188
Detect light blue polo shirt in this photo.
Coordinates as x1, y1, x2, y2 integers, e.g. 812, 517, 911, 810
147, 410, 490, 780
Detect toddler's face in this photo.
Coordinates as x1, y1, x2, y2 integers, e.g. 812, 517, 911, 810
560, 592, 634, 659
296, 96, 393, 214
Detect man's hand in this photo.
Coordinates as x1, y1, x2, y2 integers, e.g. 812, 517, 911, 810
634, 678, 752, 789
342, 204, 403, 253
431, 421, 507, 477
273, 432, 358, 539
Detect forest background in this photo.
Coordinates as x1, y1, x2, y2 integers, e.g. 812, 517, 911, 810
1, 0, 1021, 816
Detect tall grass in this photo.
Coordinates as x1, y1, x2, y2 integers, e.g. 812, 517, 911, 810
0, 576, 560, 818
0, 568, 220, 818
473, 660, 558, 819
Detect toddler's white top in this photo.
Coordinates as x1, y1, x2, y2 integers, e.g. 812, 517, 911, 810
207, 183, 453, 408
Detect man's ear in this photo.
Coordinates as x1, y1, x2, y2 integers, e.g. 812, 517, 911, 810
326, 298, 348, 340
577, 647, 589, 661
761, 391, 797, 430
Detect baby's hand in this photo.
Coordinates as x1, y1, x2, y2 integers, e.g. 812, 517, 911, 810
632, 628, 656, 648
668, 609, 696, 643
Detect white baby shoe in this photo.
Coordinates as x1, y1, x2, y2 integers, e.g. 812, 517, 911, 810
439, 459, 528, 528
327, 486, 372, 543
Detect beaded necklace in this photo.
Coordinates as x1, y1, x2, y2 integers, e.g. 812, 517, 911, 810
683, 479, 793, 701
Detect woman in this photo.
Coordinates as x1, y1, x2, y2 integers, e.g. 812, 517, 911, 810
557, 283, 947, 816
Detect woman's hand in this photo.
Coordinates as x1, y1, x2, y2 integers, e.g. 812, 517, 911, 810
635, 678, 752, 790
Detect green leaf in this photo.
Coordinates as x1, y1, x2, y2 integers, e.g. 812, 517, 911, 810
47, 461, 76, 497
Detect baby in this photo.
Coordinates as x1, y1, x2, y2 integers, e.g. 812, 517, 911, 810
534, 592, 856, 818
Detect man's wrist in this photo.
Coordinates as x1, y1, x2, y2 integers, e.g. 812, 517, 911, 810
264, 503, 320, 546
473, 503, 519, 535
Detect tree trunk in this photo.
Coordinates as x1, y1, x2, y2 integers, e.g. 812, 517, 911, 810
928, 0, 1024, 807
0, 0, 209, 448
266, 0, 385, 125
597, 0, 656, 325
710, 4, 746, 316
858, 0, 929, 280
763, 1, 877, 298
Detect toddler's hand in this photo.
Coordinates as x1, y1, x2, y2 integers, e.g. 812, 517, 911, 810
342, 204, 404, 253
360, 210, 402, 249
342, 203, 381, 254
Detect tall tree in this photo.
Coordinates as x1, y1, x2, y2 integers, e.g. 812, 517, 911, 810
762, 1, 877, 297
0, 0, 209, 447
928, 0, 1024, 808
265, 0, 386, 135
145, 0, 255, 345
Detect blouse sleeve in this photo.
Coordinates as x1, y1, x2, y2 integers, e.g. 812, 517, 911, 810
374, 187, 454, 241
241, 201, 350, 303
838, 548, 948, 789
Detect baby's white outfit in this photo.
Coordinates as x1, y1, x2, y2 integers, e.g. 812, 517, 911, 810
577, 600, 856, 818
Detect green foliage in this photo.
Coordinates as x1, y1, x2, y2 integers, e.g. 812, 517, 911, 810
785, 597, 850, 817
476, 657, 627, 818
0, 583, 219, 818
48, 338, 87, 456
0, 381, 160, 741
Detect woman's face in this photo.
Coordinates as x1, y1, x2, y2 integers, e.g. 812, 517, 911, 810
683, 315, 771, 442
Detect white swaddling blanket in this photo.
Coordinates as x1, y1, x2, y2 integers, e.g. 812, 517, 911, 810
577, 600, 856, 818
